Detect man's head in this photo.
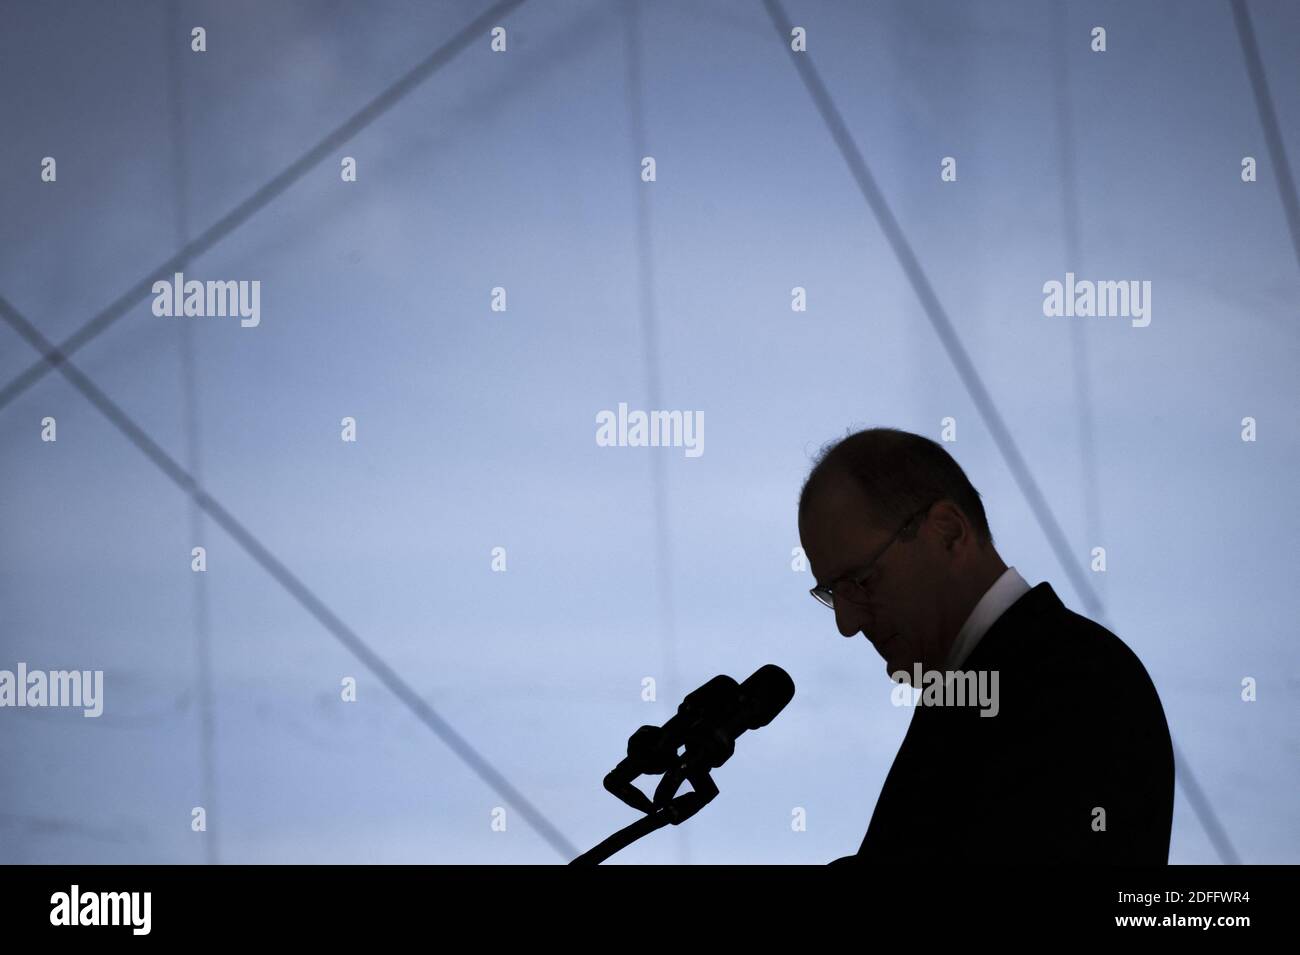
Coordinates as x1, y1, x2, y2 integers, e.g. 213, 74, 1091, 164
797, 427, 1007, 678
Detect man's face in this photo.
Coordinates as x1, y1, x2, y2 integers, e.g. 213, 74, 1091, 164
799, 472, 958, 678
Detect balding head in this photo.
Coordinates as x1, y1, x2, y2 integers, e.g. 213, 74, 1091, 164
798, 427, 1005, 677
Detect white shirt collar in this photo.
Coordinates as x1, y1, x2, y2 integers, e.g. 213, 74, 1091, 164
944, 566, 1031, 669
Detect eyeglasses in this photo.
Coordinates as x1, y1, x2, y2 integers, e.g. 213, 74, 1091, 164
809, 504, 933, 611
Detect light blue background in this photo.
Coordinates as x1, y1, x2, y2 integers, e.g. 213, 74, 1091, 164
0, 0, 1296, 863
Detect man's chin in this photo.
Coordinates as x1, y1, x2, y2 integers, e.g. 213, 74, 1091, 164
875, 634, 905, 670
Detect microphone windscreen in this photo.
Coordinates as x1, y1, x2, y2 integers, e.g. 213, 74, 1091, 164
738, 664, 795, 729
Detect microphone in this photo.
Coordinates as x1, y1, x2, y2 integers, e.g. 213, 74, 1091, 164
573, 665, 795, 862
684, 663, 795, 761
604, 665, 795, 813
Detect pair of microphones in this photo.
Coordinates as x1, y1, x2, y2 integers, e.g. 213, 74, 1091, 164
602, 664, 795, 815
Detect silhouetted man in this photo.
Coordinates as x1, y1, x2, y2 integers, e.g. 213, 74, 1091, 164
797, 428, 1174, 864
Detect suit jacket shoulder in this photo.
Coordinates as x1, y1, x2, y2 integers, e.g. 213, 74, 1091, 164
852, 582, 1175, 865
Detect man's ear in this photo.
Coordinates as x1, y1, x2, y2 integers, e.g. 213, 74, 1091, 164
930, 501, 966, 551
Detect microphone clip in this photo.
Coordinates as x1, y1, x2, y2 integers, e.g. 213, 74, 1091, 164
602, 724, 721, 824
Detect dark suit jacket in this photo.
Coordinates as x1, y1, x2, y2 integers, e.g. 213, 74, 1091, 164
831, 581, 1174, 865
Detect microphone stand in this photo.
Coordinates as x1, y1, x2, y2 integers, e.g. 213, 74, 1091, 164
569, 759, 720, 865
570, 665, 794, 864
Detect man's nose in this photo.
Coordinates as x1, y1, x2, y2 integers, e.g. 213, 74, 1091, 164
835, 601, 872, 639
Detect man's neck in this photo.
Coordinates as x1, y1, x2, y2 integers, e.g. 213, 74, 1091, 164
939, 553, 1008, 661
